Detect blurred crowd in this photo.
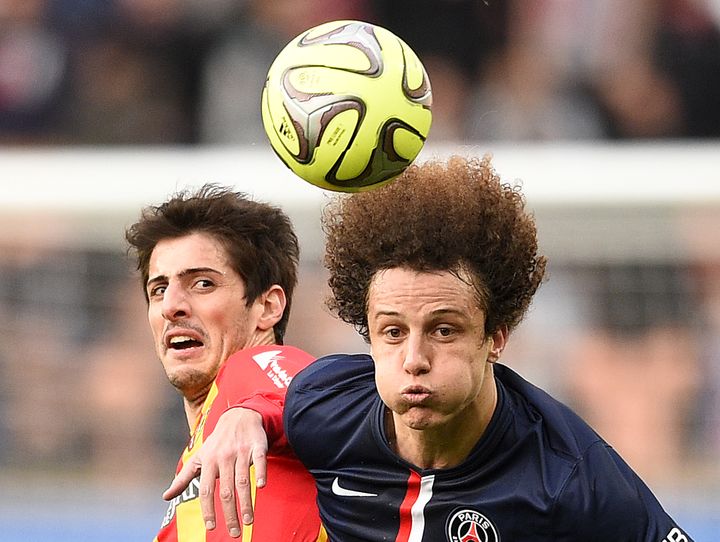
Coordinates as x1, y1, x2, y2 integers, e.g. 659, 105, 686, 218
1, 0, 720, 145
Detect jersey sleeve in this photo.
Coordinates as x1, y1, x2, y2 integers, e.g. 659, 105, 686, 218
213, 345, 316, 452
555, 441, 695, 542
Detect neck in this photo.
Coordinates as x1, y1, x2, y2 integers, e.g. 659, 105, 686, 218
183, 384, 212, 430
388, 374, 498, 469
245, 329, 278, 349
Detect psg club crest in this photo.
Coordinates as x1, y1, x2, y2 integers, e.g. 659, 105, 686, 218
445, 508, 500, 542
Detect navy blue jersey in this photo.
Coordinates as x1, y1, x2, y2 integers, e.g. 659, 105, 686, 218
284, 353, 694, 542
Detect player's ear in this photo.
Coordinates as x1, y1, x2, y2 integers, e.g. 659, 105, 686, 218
487, 325, 508, 363
256, 285, 286, 331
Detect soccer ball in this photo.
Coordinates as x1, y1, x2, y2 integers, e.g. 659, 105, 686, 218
261, 20, 433, 192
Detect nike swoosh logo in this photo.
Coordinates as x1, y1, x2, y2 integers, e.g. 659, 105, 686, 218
331, 477, 378, 497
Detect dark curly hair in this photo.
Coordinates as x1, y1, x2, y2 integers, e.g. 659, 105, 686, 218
323, 155, 546, 341
125, 183, 299, 344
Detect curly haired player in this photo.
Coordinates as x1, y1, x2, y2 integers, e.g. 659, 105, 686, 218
284, 155, 694, 541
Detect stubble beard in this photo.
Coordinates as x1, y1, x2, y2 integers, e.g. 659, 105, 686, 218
166, 366, 214, 403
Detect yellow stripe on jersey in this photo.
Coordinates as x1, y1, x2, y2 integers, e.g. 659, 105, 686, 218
241, 464, 257, 542
316, 524, 329, 542
183, 382, 220, 462
176, 494, 205, 542
176, 382, 220, 542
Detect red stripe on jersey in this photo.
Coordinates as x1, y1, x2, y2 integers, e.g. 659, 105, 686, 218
395, 470, 422, 542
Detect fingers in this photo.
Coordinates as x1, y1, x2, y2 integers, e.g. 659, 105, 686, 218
218, 457, 242, 537
252, 446, 268, 489
235, 456, 255, 527
163, 457, 201, 500
198, 462, 220, 533
162, 408, 271, 538
233, 445, 267, 529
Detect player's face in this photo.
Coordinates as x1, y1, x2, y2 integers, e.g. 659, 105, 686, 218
146, 232, 262, 401
367, 267, 505, 440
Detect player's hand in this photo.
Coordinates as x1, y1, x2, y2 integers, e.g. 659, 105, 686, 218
162, 408, 268, 538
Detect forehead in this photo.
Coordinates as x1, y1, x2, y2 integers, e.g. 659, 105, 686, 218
149, 232, 231, 275
368, 267, 482, 317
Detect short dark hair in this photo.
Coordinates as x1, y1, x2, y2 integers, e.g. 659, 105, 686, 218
323, 155, 546, 340
126, 184, 299, 343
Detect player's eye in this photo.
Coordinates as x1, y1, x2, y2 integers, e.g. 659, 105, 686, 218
193, 278, 215, 290
148, 285, 166, 298
434, 326, 455, 338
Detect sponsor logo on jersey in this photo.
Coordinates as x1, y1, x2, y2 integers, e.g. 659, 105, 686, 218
253, 350, 293, 388
661, 527, 690, 542
445, 508, 499, 542
160, 475, 201, 528
331, 477, 378, 497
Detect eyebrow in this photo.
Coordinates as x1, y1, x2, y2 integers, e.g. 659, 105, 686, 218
146, 267, 225, 289
373, 308, 466, 318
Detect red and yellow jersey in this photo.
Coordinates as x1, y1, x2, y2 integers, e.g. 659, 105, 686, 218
154, 345, 326, 542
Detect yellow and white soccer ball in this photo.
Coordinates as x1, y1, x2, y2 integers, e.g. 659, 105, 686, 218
261, 20, 432, 192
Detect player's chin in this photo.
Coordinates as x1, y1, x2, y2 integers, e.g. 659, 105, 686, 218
395, 406, 441, 431
166, 366, 213, 396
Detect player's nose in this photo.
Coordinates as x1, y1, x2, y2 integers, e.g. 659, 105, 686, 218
402, 334, 431, 375
161, 283, 191, 321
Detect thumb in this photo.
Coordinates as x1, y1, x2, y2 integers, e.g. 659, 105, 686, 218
163, 457, 201, 500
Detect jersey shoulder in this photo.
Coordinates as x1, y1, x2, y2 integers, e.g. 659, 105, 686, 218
495, 363, 602, 459
216, 344, 315, 393
285, 353, 378, 468
289, 352, 375, 392
495, 365, 694, 540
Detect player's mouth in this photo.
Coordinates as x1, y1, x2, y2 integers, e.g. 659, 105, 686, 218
168, 335, 204, 349
400, 385, 432, 405
164, 330, 205, 352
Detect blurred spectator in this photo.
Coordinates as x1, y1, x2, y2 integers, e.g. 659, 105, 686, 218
0, 243, 183, 483
0, 244, 89, 466
200, 0, 373, 143
653, 0, 720, 137
464, 41, 606, 141
579, 0, 720, 138
680, 210, 720, 471
59, 36, 193, 144
373, 0, 508, 140
565, 327, 701, 485
0, 0, 69, 143
466, 0, 606, 141
558, 261, 704, 485
52, 0, 212, 143
467, 0, 720, 141
695, 263, 720, 461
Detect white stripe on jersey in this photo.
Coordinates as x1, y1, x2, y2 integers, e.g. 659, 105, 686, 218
408, 475, 435, 542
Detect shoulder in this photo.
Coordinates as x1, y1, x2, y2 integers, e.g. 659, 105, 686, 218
289, 352, 375, 393
494, 366, 687, 537
218, 344, 315, 383
284, 353, 378, 466
553, 441, 688, 538
494, 364, 602, 459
